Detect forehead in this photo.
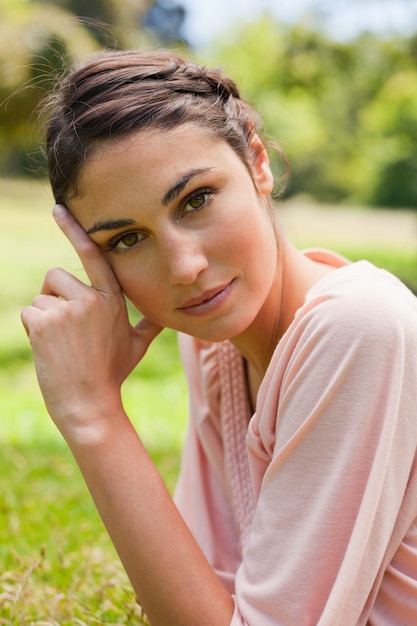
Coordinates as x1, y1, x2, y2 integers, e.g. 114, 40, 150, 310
94, 123, 221, 162
75, 124, 238, 198
69, 124, 249, 226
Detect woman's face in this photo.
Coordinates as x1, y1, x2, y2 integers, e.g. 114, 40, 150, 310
69, 124, 277, 343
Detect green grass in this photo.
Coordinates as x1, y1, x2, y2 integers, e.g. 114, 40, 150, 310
0, 444, 149, 624
1, 178, 416, 622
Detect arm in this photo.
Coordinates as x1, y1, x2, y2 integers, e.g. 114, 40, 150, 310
21, 206, 234, 626
69, 409, 234, 625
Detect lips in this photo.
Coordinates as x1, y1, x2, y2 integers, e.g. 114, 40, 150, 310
178, 280, 234, 315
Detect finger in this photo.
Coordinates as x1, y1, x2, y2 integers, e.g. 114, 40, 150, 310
21, 306, 32, 338
21, 305, 45, 340
40, 266, 97, 300
40, 266, 83, 298
31, 293, 64, 311
53, 204, 121, 294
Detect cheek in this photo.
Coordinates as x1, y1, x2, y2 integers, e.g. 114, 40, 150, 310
111, 262, 160, 316
226, 208, 276, 262
241, 216, 278, 284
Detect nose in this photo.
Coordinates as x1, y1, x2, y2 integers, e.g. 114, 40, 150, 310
162, 229, 208, 286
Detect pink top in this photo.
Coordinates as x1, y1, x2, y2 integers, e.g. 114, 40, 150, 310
174, 250, 417, 625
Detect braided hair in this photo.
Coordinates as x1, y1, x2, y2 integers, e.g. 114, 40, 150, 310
43, 49, 273, 204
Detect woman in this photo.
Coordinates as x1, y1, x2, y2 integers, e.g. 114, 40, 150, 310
21, 49, 417, 625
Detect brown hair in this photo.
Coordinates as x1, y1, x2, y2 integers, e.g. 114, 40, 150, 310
42, 49, 285, 204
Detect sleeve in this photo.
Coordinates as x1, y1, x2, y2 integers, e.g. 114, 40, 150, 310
230, 285, 417, 625
173, 334, 242, 592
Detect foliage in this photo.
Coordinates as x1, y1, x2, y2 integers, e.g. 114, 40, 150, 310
0, 0, 161, 177
206, 17, 417, 209
1, 3, 417, 208
0, 0, 94, 175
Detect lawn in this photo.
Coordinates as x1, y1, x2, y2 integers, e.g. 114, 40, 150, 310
1, 177, 416, 623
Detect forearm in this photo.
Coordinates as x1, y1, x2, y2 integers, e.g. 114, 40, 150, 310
66, 410, 234, 626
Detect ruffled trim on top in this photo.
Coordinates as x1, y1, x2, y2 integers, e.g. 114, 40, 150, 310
180, 335, 255, 551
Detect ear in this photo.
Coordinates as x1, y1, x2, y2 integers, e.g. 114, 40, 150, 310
250, 134, 274, 195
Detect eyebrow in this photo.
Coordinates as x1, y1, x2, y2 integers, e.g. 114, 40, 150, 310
162, 167, 214, 206
86, 218, 136, 235
86, 167, 214, 235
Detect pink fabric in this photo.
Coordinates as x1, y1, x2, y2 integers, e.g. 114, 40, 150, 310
174, 251, 417, 625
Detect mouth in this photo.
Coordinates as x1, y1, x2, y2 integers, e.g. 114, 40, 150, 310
178, 280, 234, 316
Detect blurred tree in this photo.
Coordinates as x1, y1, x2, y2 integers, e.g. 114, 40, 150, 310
0, 0, 179, 177
1, 0, 416, 210
0, 0, 190, 177
34, 0, 153, 48
209, 15, 417, 209
360, 69, 417, 208
0, 0, 99, 174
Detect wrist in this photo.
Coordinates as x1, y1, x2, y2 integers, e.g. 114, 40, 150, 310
48, 393, 129, 448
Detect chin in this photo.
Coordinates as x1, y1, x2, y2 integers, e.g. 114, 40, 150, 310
182, 312, 259, 345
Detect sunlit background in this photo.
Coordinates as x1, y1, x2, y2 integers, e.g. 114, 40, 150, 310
181, 0, 417, 46
1, 0, 417, 210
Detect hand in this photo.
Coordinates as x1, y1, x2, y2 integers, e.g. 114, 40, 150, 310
21, 205, 163, 439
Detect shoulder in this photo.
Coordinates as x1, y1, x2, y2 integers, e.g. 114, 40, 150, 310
300, 261, 417, 345
255, 262, 417, 455
268, 261, 417, 388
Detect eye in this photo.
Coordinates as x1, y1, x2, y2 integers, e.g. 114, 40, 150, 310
107, 231, 145, 253
182, 189, 212, 215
